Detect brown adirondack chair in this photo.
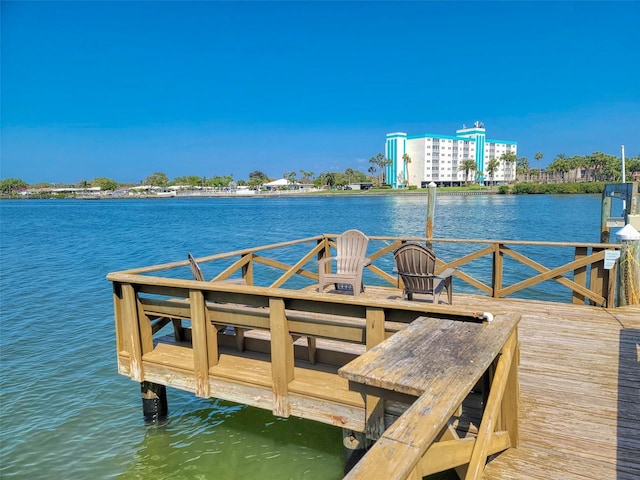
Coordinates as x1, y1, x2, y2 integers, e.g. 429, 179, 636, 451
393, 243, 455, 304
318, 229, 370, 295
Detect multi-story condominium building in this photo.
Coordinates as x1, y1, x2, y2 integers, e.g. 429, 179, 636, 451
385, 122, 518, 188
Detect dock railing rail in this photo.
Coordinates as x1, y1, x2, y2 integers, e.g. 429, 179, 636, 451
110, 234, 622, 308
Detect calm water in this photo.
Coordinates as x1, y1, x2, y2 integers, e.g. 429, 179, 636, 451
0, 194, 605, 479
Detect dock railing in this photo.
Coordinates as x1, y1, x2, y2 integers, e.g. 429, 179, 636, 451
110, 234, 622, 308
110, 258, 488, 433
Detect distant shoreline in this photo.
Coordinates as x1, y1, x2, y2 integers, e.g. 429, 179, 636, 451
3, 181, 620, 200
2, 189, 502, 200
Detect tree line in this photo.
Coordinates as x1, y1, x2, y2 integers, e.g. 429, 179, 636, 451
1, 150, 639, 195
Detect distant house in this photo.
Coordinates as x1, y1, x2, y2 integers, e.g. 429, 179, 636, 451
263, 179, 300, 190
347, 183, 373, 191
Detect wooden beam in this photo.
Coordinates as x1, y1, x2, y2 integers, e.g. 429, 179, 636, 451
572, 247, 588, 304
589, 248, 606, 305
121, 284, 144, 382
270, 297, 294, 417
137, 296, 154, 355
493, 243, 504, 298
368, 263, 398, 287
415, 431, 511, 478
112, 283, 125, 355
499, 247, 606, 303
605, 259, 617, 308
190, 289, 212, 398
211, 253, 251, 283
365, 308, 386, 441
242, 254, 254, 285
500, 332, 520, 447
270, 242, 325, 288
464, 330, 517, 480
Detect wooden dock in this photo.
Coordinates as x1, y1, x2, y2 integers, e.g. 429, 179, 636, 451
337, 287, 640, 480
458, 295, 640, 480
107, 233, 640, 479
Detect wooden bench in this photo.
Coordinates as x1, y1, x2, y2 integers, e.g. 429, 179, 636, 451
340, 312, 520, 480
136, 295, 396, 431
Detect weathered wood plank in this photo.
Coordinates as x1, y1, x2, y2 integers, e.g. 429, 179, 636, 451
365, 307, 386, 440
189, 290, 211, 398
340, 313, 519, 398
465, 331, 517, 479
121, 284, 144, 382
269, 297, 293, 417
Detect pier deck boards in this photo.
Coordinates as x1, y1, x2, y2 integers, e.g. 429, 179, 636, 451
486, 302, 639, 480
373, 289, 639, 480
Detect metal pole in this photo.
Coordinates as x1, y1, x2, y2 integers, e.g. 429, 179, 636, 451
621, 145, 627, 217
621, 145, 626, 183
426, 182, 436, 249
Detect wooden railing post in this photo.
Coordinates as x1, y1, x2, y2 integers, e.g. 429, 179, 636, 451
121, 284, 144, 382
573, 247, 588, 305
317, 237, 331, 276
589, 247, 606, 306
500, 329, 520, 448
426, 182, 436, 250
465, 330, 518, 480
601, 195, 612, 243
242, 253, 254, 285
365, 308, 386, 441
112, 282, 125, 358
492, 243, 504, 298
190, 289, 214, 398
270, 297, 294, 417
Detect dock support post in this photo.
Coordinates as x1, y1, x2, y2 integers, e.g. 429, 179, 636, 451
426, 182, 437, 249
342, 429, 367, 475
601, 196, 612, 243
141, 381, 167, 422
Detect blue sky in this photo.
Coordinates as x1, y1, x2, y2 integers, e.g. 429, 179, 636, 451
1, 1, 639, 184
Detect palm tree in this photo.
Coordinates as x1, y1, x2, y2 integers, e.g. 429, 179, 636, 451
369, 155, 381, 185
283, 171, 297, 185
499, 152, 517, 183
486, 157, 500, 189
367, 165, 376, 183
321, 172, 336, 188
402, 153, 412, 187
382, 157, 393, 185
300, 170, 313, 183
548, 154, 570, 182
459, 158, 477, 186
516, 157, 529, 182
534, 152, 543, 183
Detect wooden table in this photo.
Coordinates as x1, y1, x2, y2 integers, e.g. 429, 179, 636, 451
339, 312, 520, 480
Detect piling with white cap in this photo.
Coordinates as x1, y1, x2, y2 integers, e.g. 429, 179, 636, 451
616, 224, 640, 306
426, 182, 437, 249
